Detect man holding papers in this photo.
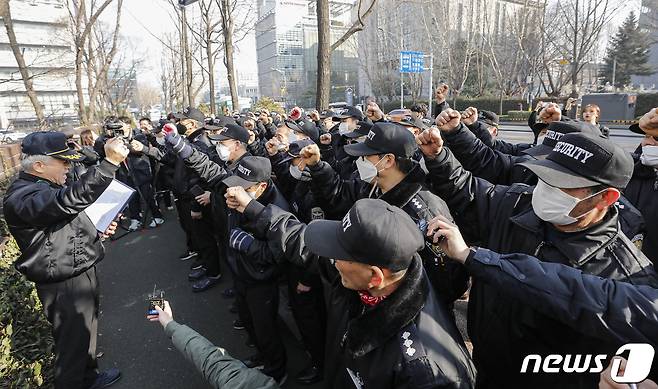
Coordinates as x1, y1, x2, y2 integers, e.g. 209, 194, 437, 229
3, 131, 129, 389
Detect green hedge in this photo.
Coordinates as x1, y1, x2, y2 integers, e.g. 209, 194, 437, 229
380, 98, 528, 115
376, 93, 658, 118
507, 111, 532, 120
0, 237, 54, 387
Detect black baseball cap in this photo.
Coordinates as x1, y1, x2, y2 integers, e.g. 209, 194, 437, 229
332, 106, 365, 122
214, 115, 237, 129
344, 121, 372, 139
629, 123, 644, 135
279, 139, 315, 164
398, 116, 430, 131
319, 110, 336, 119
293, 120, 319, 142
520, 132, 634, 189
305, 199, 424, 271
343, 122, 417, 158
174, 106, 206, 124
479, 111, 499, 127
209, 123, 250, 143
629, 123, 658, 140
524, 121, 600, 158
222, 156, 272, 188
22, 131, 84, 161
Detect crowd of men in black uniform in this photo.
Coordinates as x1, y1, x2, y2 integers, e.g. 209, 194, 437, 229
5, 83, 658, 389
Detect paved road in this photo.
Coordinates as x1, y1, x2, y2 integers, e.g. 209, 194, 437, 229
497, 123, 644, 152
96, 209, 323, 389
97, 208, 468, 389
97, 122, 633, 388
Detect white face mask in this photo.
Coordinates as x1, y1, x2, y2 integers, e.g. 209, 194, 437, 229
289, 163, 311, 181
531, 180, 605, 226
247, 185, 262, 199
640, 145, 658, 167
356, 156, 386, 185
155, 136, 165, 145
339, 122, 351, 136
216, 143, 231, 162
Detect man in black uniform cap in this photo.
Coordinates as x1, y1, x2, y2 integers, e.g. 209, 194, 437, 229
300, 122, 469, 304
223, 192, 476, 388
417, 109, 658, 388
3, 132, 129, 389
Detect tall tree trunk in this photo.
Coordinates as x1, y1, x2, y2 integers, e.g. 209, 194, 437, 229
570, 0, 579, 98
182, 6, 193, 107
206, 40, 216, 115
70, 0, 114, 124
86, 28, 97, 123
0, 0, 46, 128
221, 0, 239, 111
316, 0, 330, 110
75, 47, 89, 124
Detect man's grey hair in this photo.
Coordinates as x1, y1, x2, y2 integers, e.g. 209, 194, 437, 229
20, 154, 51, 172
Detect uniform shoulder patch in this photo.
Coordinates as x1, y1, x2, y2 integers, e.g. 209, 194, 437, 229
399, 323, 427, 362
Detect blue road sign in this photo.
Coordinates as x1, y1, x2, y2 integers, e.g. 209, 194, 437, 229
400, 51, 424, 73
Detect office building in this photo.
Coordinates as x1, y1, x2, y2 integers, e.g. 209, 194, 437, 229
0, 0, 79, 127
255, 0, 358, 108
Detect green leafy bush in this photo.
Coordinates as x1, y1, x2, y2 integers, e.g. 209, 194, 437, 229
0, 238, 54, 388
253, 97, 286, 115
507, 111, 532, 120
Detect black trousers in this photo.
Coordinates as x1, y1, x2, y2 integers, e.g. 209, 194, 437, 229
287, 266, 326, 370
235, 279, 287, 378
128, 183, 163, 221
192, 208, 221, 277
36, 267, 99, 389
175, 197, 196, 253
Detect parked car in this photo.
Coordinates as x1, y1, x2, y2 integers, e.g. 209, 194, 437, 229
387, 109, 411, 122
0, 129, 29, 143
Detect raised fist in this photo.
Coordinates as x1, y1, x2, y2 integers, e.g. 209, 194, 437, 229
539, 103, 561, 124
265, 138, 282, 156
415, 128, 444, 159
225, 186, 252, 213
247, 129, 256, 145
461, 107, 478, 126
435, 109, 462, 132
366, 102, 384, 122
309, 110, 320, 122
290, 107, 303, 121
162, 123, 177, 136
320, 133, 332, 145
639, 108, 658, 137
300, 144, 321, 166
435, 84, 449, 104
130, 139, 144, 153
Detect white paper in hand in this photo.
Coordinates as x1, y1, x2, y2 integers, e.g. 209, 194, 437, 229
84, 179, 135, 232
